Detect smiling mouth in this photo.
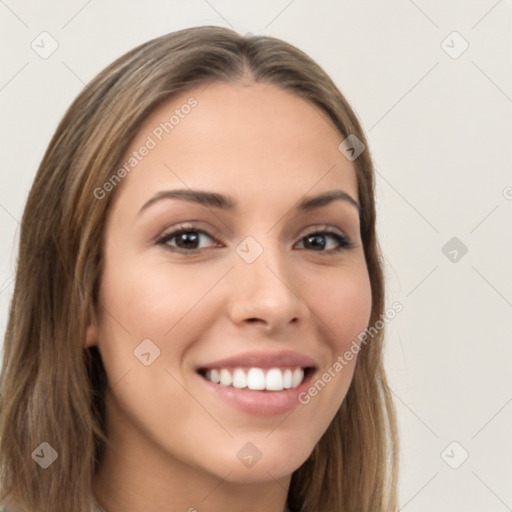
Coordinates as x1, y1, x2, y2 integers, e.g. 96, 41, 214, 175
196, 366, 315, 392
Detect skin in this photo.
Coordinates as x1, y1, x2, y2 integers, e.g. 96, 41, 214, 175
86, 80, 372, 512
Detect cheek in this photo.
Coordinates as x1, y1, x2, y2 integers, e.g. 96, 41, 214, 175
95, 252, 231, 389
315, 262, 373, 352
294, 263, 372, 419
98, 254, 221, 338
95, 255, 216, 434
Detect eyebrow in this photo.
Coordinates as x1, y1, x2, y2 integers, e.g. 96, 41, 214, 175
138, 188, 360, 214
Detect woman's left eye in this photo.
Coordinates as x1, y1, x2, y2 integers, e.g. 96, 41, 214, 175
295, 230, 353, 252
156, 225, 353, 254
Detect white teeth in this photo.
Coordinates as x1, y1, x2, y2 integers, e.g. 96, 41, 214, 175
209, 369, 220, 384
202, 367, 307, 391
265, 368, 283, 390
292, 368, 304, 388
219, 369, 232, 386
283, 369, 293, 389
247, 368, 265, 390
232, 368, 248, 389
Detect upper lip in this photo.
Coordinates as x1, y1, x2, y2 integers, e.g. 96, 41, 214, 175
196, 350, 318, 371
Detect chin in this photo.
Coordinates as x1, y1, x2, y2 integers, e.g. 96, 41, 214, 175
202, 441, 314, 484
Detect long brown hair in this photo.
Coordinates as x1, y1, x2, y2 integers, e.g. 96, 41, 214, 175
0, 25, 399, 512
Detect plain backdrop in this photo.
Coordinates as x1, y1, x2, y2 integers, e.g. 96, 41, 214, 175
1, 1, 511, 510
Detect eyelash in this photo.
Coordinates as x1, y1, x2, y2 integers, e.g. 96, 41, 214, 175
155, 223, 354, 255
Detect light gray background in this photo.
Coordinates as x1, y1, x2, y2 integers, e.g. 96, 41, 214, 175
1, 1, 511, 510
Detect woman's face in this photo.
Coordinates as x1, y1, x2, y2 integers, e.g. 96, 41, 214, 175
87, 81, 372, 486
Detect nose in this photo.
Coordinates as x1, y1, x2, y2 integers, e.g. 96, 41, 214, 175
226, 242, 307, 334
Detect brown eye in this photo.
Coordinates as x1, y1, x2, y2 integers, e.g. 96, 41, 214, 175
296, 229, 353, 253
157, 227, 219, 252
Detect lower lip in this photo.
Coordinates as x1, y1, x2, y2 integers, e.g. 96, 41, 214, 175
196, 370, 315, 417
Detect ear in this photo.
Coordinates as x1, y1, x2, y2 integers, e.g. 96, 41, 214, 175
85, 323, 98, 348
84, 304, 99, 348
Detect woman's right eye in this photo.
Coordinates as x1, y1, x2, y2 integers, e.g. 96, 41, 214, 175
156, 226, 220, 253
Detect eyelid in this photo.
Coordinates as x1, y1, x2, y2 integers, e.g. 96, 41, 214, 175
296, 223, 348, 239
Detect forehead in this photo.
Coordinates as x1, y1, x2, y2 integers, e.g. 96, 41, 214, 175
111, 81, 358, 215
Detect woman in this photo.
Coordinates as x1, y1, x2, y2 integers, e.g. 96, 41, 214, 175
0, 25, 399, 512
